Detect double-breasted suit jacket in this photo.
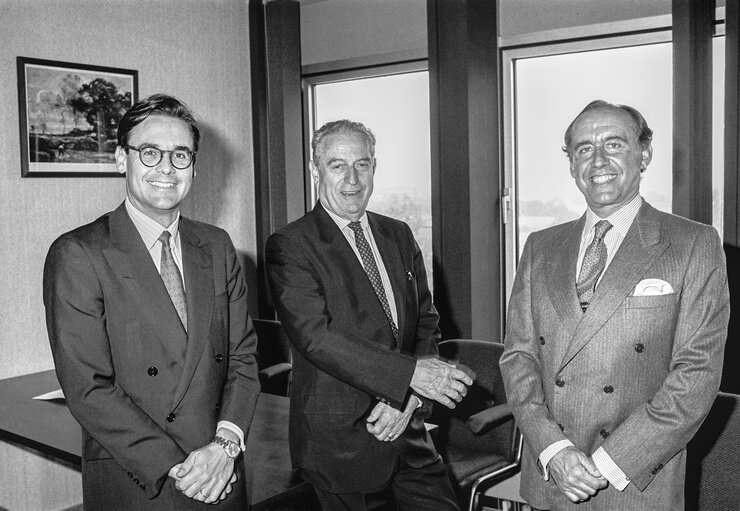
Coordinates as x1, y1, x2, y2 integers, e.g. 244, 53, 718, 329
265, 204, 440, 494
501, 201, 729, 510
43, 203, 260, 509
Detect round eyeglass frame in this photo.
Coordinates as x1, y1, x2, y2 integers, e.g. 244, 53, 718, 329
124, 144, 196, 170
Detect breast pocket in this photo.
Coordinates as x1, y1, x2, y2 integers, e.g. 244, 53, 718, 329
625, 293, 678, 309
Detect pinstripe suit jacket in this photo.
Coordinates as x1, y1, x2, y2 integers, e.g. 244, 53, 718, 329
500, 201, 730, 510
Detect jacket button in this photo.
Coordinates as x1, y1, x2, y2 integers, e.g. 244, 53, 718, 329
634, 343, 645, 353
539, 336, 545, 345
555, 378, 565, 387
147, 366, 158, 377
166, 413, 175, 422
600, 429, 609, 438
134, 478, 139, 485
127, 472, 133, 478
215, 353, 224, 363
604, 385, 614, 394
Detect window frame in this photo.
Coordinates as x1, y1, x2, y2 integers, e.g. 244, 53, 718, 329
501, 29, 673, 301
301, 60, 429, 211
499, 7, 726, 307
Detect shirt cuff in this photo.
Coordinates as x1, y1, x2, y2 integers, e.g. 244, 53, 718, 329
411, 394, 422, 409
539, 439, 574, 481
217, 421, 245, 451
592, 447, 630, 491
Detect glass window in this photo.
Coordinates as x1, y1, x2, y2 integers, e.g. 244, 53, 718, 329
513, 42, 673, 255
503, 34, 725, 303
308, 71, 433, 287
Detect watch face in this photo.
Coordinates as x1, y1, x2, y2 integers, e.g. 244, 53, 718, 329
225, 442, 240, 458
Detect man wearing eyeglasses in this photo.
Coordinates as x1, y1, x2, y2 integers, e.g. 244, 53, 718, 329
43, 94, 259, 510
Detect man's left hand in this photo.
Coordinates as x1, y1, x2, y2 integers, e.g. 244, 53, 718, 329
173, 443, 235, 503
366, 396, 418, 441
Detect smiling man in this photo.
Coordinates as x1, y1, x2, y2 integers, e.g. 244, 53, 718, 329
43, 94, 259, 510
266, 119, 471, 510
500, 100, 730, 510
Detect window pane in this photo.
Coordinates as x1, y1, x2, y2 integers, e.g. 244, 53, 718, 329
514, 43, 673, 255
313, 72, 433, 287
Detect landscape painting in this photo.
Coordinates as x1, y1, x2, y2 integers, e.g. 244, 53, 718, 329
17, 57, 138, 177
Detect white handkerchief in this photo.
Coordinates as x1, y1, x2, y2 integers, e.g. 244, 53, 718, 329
634, 278, 674, 296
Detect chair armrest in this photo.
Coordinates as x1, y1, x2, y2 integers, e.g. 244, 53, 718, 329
466, 403, 512, 434
259, 362, 292, 380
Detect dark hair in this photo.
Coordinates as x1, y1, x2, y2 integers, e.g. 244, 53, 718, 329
562, 100, 653, 158
311, 119, 376, 167
117, 93, 201, 151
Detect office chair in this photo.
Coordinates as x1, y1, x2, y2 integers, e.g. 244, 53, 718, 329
430, 339, 523, 511
685, 392, 740, 511
253, 318, 293, 396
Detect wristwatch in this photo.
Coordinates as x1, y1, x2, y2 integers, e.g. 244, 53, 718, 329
212, 435, 240, 459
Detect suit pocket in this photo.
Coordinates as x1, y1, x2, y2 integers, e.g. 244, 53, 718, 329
625, 293, 678, 309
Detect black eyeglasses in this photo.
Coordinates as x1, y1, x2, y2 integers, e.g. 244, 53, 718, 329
125, 144, 196, 170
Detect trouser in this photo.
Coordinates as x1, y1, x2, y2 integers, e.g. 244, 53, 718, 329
311, 455, 460, 511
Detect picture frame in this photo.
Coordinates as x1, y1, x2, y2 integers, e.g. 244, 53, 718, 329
17, 57, 138, 177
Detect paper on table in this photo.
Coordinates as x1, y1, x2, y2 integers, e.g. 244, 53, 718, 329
33, 389, 65, 401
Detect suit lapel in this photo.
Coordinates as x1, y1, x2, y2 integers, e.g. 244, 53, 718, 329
171, 218, 214, 408
369, 213, 406, 347
102, 203, 188, 362
545, 216, 584, 331
313, 205, 397, 344
558, 202, 670, 371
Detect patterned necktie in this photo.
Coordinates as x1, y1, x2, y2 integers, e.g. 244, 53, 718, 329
348, 221, 399, 339
576, 220, 612, 312
158, 231, 187, 330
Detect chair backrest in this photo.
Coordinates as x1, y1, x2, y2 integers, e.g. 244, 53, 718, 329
685, 392, 740, 510
431, 339, 517, 462
253, 318, 292, 370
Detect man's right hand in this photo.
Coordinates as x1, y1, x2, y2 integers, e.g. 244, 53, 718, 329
548, 446, 607, 502
410, 358, 474, 408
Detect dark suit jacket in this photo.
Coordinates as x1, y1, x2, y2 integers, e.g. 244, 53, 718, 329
43, 203, 260, 509
265, 204, 440, 493
500, 201, 730, 510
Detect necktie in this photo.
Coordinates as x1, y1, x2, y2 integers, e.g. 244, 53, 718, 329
576, 220, 612, 312
158, 231, 187, 330
348, 221, 399, 339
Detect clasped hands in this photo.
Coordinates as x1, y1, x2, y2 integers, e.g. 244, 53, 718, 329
168, 430, 239, 504
549, 446, 608, 503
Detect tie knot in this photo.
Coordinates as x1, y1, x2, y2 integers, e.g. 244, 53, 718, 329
348, 221, 363, 235
594, 220, 612, 240
158, 230, 172, 246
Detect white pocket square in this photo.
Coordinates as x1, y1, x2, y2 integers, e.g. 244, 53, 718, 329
634, 278, 673, 296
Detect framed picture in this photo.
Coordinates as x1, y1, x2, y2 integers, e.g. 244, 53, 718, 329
17, 57, 138, 177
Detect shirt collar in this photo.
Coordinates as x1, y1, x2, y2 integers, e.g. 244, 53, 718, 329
583, 194, 642, 241
320, 201, 369, 231
125, 198, 181, 251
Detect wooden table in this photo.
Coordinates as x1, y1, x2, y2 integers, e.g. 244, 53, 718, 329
0, 370, 307, 508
